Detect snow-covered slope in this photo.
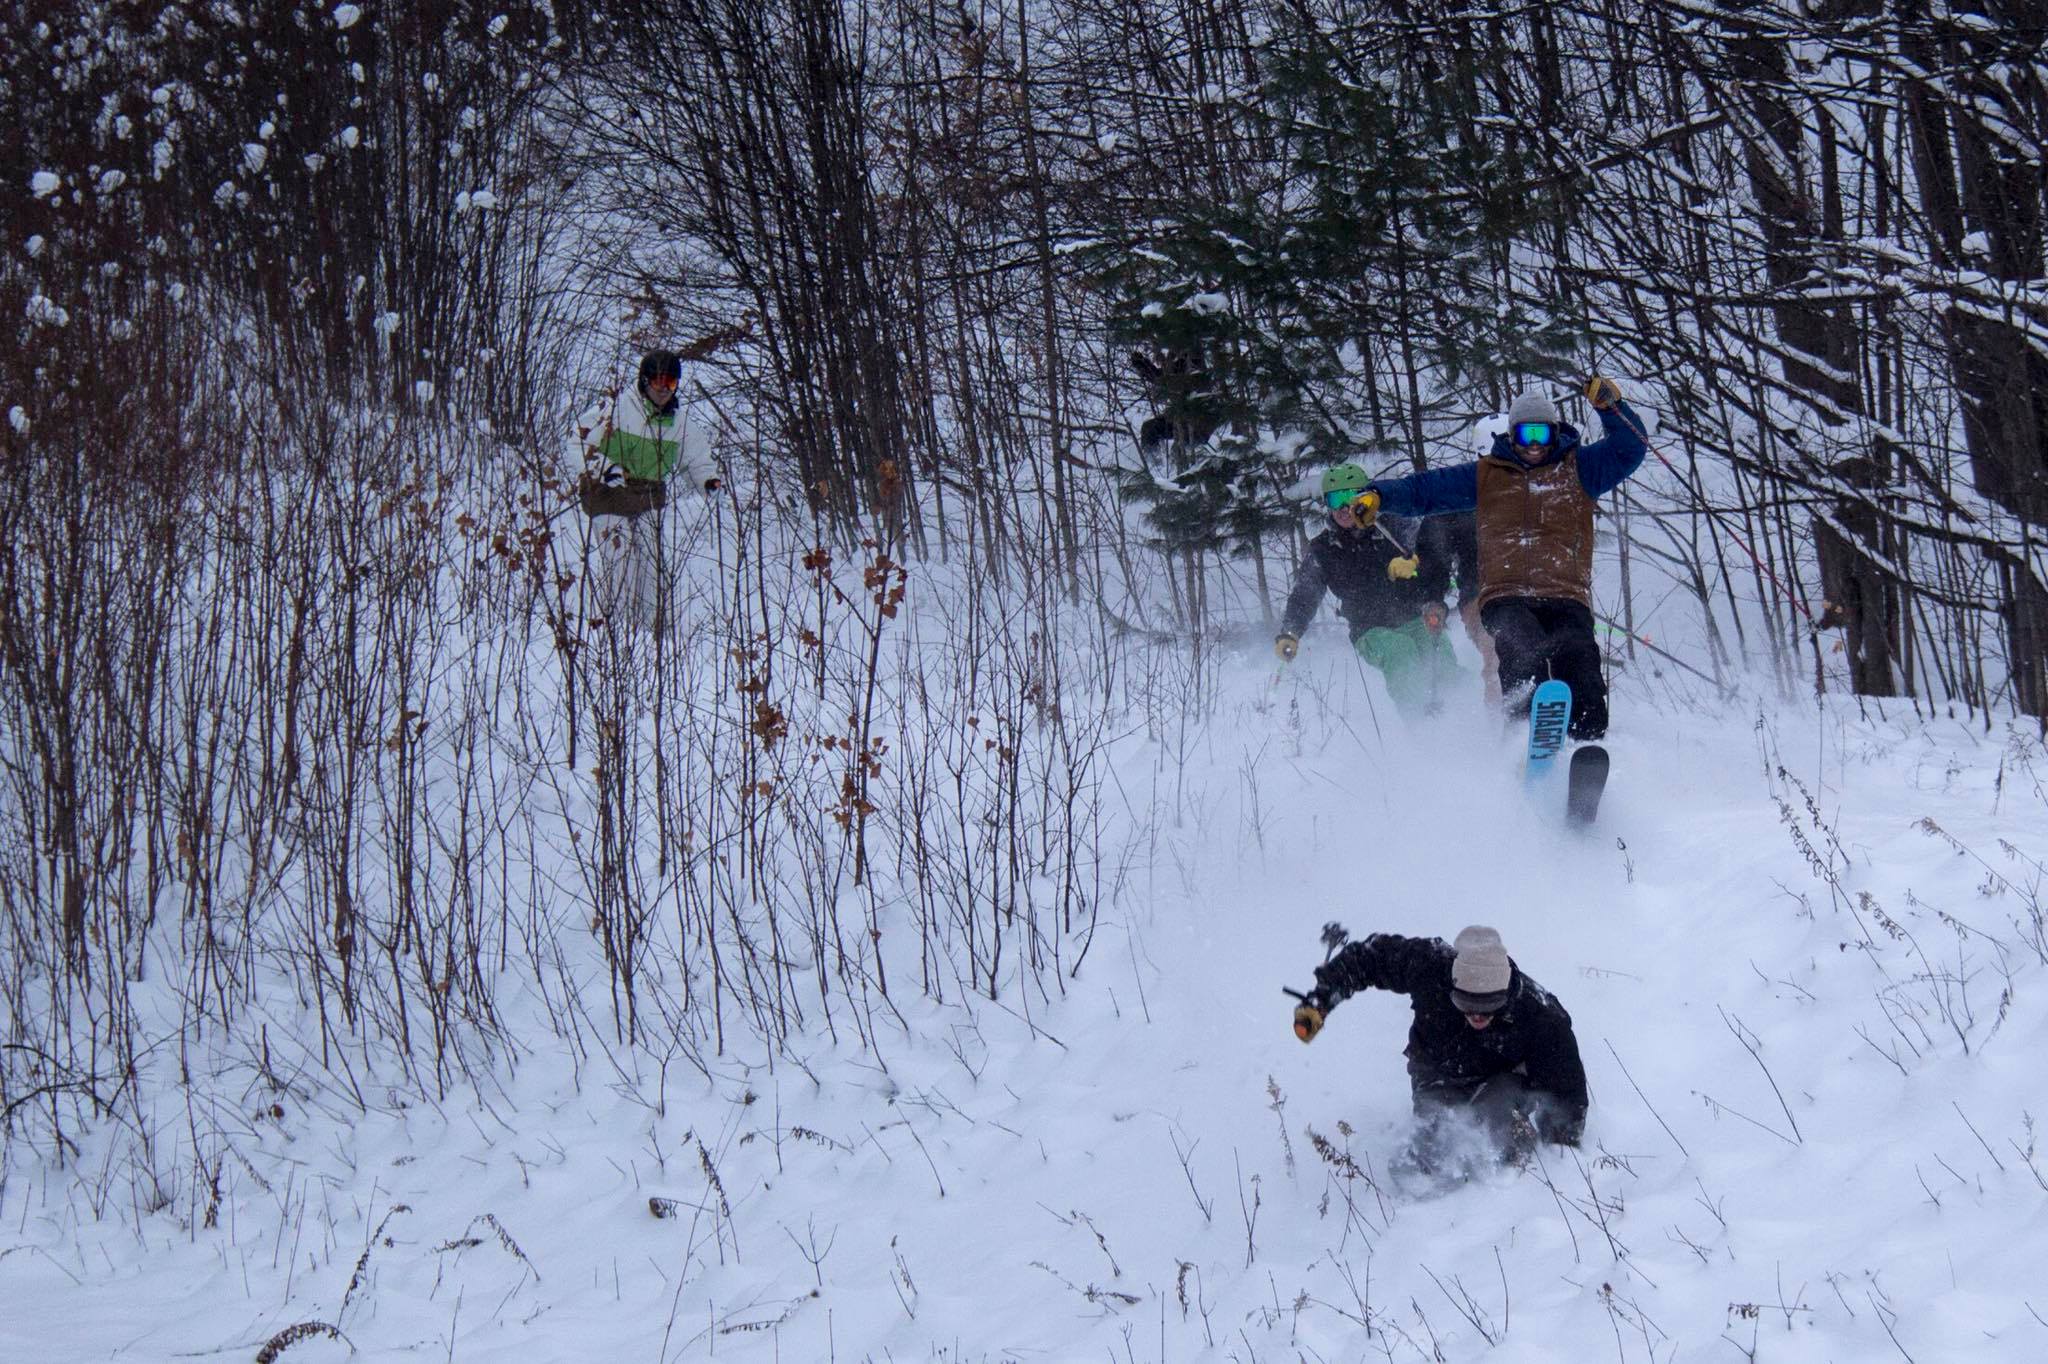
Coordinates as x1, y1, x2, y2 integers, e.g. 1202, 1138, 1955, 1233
6, 634, 2046, 1362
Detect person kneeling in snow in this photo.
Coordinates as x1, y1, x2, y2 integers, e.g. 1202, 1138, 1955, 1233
1292, 926, 1587, 1172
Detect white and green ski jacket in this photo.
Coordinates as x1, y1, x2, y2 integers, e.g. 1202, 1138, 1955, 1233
579, 378, 719, 490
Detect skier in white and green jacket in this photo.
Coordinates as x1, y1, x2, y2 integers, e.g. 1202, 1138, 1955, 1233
575, 349, 722, 629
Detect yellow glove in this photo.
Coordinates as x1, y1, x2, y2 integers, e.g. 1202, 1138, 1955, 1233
1349, 489, 1380, 526
1585, 376, 1622, 410
1387, 555, 1419, 581
1275, 634, 1299, 663
1293, 1003, 1325, 1043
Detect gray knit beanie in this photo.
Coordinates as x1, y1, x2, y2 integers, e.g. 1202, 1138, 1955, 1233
1506, 391, 1559, 429
1450, 925, 1512, 1013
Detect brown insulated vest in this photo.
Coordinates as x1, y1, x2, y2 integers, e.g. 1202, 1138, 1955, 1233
1474, 452, 1595, 609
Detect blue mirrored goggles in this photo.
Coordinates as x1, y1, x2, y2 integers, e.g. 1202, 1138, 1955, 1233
1324, 489, 1367, 511
1513, 421, 1554, 447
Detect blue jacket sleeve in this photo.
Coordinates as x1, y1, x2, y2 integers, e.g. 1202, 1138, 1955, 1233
1369, 463, 1480, 518
1575, 402, 1649, 500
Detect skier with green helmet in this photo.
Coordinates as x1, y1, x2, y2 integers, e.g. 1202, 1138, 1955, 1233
1275, 463, 1471, 717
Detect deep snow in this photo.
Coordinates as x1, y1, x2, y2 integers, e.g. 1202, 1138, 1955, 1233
5, 628, 2047, 1363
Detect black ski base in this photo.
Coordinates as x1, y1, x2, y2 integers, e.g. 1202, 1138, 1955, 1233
1566, 746, 1609, 827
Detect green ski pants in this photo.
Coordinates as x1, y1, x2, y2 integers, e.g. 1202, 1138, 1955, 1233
1354, 616, 1464, 716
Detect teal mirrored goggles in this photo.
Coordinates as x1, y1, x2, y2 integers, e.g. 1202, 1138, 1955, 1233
1513, 421, 1554, 447
1324, 489, 1368, 511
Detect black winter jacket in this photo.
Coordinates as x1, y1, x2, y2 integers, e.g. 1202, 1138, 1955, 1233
1280, 514, 1474, 640
1441, 511, 1481, 609
1313, 933, 1588, 1144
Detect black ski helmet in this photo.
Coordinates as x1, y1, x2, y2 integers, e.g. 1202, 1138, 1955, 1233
637, 348, 682, 399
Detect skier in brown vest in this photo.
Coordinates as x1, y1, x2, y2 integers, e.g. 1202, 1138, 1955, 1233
1334, 378, 1646, 739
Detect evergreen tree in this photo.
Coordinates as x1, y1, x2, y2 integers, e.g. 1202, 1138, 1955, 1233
1086, 12, 1577, 579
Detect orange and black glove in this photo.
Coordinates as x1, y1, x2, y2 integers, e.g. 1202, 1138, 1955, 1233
1275, 634, 1299, 663
1584, 376, 1622, 410
1292, 990, 1331, 1042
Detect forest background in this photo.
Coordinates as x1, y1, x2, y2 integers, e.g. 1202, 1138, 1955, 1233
4, 2, 2048, 1354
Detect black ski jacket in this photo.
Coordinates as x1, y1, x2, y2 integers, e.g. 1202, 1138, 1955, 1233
1441, 511, 1481, 609
1279, 514, 1472, 640
1313, 933, 1588, 1144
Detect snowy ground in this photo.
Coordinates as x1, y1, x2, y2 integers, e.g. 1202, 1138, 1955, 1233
6, 627, 2047, 1363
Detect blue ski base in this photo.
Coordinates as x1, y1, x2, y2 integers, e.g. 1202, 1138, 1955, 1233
1524, 679, 1572, 784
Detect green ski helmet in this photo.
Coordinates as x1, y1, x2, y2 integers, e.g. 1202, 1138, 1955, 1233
1319, 463, 1371, 514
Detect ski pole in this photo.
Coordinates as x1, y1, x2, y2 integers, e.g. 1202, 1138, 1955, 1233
1595, 611, 1731, 691
1605, 395, 1818, 628
1279, 923, 1352, 1001
1371, 520, 1412, 555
